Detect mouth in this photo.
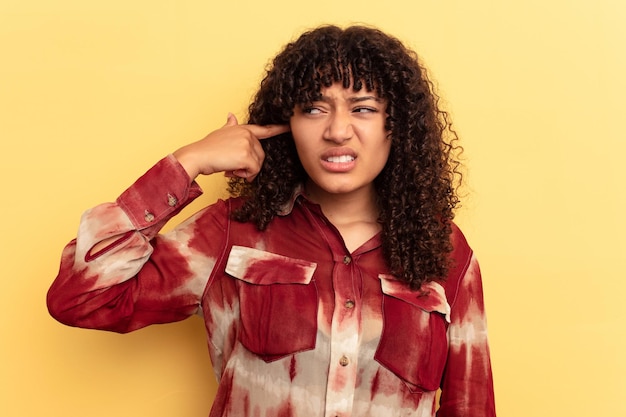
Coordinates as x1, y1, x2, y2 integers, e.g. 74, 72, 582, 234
320, 150, 357, 173
325, 155, 355, 163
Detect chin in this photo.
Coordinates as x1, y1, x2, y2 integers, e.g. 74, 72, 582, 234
324, 183, 369, 196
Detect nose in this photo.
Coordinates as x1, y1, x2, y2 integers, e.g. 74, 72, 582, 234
323, 110, 354, 143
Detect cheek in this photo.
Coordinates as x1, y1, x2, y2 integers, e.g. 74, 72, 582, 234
379, 138, 392, 160
373, 140, 393, 172
380, 150, 391, 170
290, 125, 320, 158
290, 135, 316, 169
289, 125, 305, 152
289, 120, 310, 148
291, 134, 308, 155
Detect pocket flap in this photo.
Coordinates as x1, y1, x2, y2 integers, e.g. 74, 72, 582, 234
226, 245, 317, 285
378, 274, 451, 323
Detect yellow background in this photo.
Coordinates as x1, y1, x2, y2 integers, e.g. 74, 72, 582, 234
1, 1, 625, 416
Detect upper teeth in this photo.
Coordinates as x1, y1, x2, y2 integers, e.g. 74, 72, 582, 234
326, 155, 355, 163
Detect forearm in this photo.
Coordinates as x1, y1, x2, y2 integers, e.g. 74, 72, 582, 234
47, 155, 204, 332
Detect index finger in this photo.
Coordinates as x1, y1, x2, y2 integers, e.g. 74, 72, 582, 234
246, 124, 291, 140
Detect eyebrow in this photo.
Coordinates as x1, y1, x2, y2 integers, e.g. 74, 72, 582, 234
319, 95, 383, 103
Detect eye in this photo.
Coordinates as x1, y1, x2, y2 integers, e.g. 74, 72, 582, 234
302, 106, 324, 115
352, 106, 378, 114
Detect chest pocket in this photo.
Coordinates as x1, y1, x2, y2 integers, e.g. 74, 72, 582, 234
375, 275, 451, 392
225, 245, 319, 362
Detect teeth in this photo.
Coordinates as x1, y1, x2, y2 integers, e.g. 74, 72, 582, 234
326, 155, 355, 163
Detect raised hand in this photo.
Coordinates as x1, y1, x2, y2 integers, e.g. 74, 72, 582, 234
173, 113, 290, 183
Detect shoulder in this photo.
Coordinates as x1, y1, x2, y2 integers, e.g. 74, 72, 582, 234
201, 196, 247, 213
184, 196, 246, 229
449, 222, 473, 270
441, 222, 476, 304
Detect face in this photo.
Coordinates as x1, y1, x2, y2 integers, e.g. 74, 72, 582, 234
289, 82, 391, 202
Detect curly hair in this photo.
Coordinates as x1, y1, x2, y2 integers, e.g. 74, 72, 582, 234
228, 25, 463, 289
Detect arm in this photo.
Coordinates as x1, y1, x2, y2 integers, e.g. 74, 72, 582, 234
47, 115, 290, 333
437, 255, 497, 417
46, 155, 209, 333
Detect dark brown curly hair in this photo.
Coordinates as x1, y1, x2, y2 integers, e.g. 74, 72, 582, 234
228, 25, 463, 289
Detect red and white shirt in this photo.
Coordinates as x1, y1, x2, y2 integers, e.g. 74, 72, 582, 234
48, 155, 496, 417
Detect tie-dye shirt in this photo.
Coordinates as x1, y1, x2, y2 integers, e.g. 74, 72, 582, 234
48, 155, 496, 417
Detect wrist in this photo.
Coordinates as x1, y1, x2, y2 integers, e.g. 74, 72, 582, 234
172, 147, 202, 183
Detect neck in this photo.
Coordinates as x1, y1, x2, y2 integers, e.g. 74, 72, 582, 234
304, 181, 382, 253
304, 181, 380, 226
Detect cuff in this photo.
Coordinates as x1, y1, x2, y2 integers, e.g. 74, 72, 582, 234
116, 154, 203, 229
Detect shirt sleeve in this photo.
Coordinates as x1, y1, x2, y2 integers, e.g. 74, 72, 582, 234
437, 255, 497, 417
47, 154, 225, 333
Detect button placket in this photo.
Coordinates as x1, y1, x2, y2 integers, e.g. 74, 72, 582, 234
324, 253, 360, 417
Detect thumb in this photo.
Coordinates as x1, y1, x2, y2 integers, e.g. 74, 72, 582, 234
224, 112, 239, 127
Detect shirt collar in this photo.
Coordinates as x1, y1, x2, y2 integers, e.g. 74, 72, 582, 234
278, 184, 383, 254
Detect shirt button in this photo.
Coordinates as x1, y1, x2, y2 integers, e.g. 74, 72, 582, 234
339, 355, 350, 367
344, 300, 355, 309
343, 256, 351, 265
167, 193, 178, 207
144, 211, 155, 222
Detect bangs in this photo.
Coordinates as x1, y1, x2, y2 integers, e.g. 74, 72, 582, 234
251, 25, 402, 124
290, 34, 382, 105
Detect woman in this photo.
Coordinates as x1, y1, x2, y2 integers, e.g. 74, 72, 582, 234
48, 25, 496, 416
